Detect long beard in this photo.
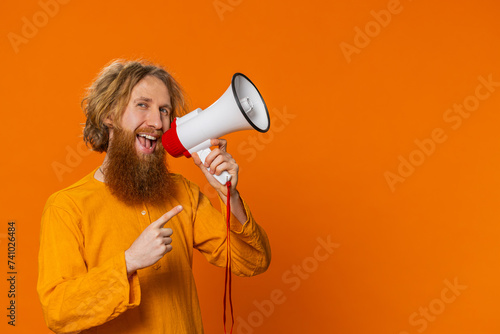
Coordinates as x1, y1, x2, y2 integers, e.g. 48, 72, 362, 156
104, 127, 175, 206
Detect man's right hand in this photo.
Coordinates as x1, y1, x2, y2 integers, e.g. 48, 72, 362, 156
124, 205, 183, 276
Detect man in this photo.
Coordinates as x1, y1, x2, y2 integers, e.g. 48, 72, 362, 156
37, 60, 271, 333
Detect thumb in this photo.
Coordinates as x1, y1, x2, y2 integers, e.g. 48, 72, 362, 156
191, 152, 214, 179
152, 205, 183, 228
192, 152, 202, 166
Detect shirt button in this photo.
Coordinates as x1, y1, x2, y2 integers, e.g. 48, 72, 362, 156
141, 210, 146, 216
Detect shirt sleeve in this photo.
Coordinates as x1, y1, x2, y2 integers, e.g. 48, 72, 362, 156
187, 179, 271, 277
37, 197, 141, 333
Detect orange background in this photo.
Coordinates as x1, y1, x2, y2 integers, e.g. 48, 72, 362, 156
1, 0, 500, 333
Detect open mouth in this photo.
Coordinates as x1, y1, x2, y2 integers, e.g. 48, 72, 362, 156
136, 133, 159, 153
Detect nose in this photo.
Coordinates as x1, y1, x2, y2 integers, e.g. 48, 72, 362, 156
145, 109, 162, 130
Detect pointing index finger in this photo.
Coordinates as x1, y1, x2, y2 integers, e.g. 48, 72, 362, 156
154, 205, 183, 228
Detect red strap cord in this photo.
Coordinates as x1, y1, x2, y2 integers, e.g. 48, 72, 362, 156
223, 181, 234, 334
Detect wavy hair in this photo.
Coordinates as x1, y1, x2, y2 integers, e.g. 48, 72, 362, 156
82, 59, 188, 152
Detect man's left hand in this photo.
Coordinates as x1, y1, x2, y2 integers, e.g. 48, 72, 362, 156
192, 138, 238, 197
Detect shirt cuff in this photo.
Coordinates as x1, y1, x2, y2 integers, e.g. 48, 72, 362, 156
120, 252, 141, 308
219, 196, 253, 234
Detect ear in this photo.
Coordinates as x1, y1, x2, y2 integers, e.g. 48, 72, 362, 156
103, 114, 114, 128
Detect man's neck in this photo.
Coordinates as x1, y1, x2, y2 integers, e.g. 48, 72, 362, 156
94, 156, 108, 182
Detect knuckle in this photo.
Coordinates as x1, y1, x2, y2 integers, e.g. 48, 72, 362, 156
215, 165, 226, 174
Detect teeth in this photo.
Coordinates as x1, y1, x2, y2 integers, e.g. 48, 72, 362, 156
138, 134, 157, 141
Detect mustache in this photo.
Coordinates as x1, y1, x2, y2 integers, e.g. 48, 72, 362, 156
135, 127, 163, 138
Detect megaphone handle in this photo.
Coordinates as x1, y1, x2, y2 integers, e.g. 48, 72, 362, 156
197, 148, 232, 185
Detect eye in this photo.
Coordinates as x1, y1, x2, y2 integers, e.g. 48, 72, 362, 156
160, 108, 170, 115
137, 103, 148, 108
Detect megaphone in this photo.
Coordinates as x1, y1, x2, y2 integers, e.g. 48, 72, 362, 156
162, 73, 270, 184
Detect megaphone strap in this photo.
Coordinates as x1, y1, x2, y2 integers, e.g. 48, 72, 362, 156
223, 181, 234, 334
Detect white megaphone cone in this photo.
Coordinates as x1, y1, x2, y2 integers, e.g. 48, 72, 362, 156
162, 73, 270, 184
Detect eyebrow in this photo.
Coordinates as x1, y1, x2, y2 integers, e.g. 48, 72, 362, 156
134, 96, 172, 109
134, 96, 153, 103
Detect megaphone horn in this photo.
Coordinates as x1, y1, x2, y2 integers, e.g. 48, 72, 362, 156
162, 73, 270, 184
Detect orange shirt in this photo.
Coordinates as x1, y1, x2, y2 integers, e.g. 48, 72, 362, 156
37, 168, 271, 333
